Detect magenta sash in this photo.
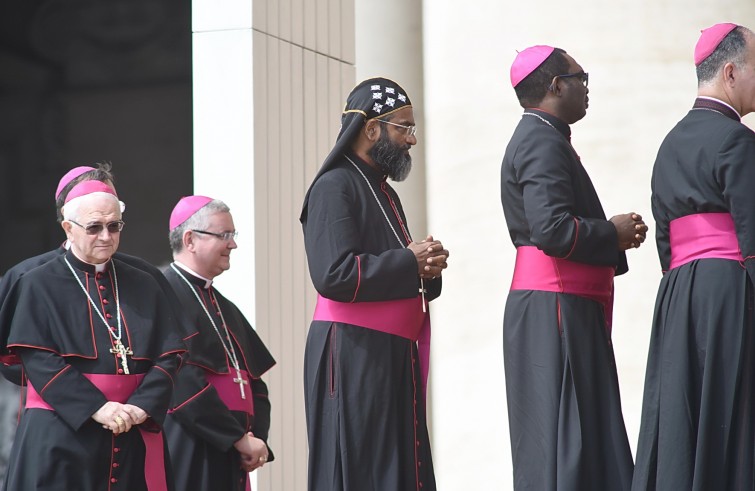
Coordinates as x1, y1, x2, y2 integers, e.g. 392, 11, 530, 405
313, 294, 432, 402
26, 373, 167, 491
669, 213, 742, 269
206, 370, 255, 415
510, 246, 615, 329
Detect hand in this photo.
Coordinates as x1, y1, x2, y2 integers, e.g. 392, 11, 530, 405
610, 213, 648, 251
122, 404, 149, 425
407, 235, 450, 279
234, 432, 269, 472
92, 401, 136, 435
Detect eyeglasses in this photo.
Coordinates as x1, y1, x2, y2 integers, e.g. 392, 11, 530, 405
69, 219, 125, 235
376, 119, 417, 137
554, 71, 589, 87
192, 229, 238, 241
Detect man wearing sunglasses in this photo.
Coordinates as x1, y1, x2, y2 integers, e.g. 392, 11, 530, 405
162, 195, 275, 491
0, 164, 195, 386
500, 46, 646, 490
0, 180, 185, 490
633, 23, 755, 491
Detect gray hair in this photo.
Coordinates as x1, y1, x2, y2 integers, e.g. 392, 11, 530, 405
169, 199, 231, 254
697, 27, 749, 85
62, 193, 122, 222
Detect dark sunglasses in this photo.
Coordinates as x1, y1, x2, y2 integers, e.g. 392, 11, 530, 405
69, 219, 125, 235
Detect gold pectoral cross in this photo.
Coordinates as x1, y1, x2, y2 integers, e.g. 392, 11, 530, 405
233, 368, 248, 399
110, 339, 133, 375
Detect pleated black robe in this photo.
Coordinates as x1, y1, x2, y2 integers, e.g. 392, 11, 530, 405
302, 152, 441, 491
0, 250, 185, 491
500, 109, 633, 491
162, 265, 275, 491
632, 98, 755, 491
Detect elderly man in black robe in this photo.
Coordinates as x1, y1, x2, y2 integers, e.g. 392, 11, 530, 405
632, 23, 755, 491
0, 181, 185, 490
500, 46, 647, 490
300, 77, 449, 491
0, 163, 193, 385
162, 195, 275, 491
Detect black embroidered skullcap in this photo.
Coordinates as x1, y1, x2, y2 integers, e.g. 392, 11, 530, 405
300, 77, 412, 221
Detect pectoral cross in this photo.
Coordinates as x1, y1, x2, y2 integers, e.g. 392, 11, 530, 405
110, 339, 133, 375
232, 368, 248, 399
419, 279, 427, 313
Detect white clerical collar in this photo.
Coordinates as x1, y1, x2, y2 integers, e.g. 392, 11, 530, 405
173, 261, 213, 289
70, 248, 109, 272
697, 96, 741, 119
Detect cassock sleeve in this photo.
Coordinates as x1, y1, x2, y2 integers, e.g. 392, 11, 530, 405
169, 362, 248, 451
304, 174, 419, 302
716, 128, 755, 284
250, 376, 275, 461
514, 134, 620, 266
125, 352, 182, 427
0, 271, 24, 384
16, 348, 108, 431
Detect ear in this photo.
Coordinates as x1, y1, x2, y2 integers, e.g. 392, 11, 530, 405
364, 119, 380, 142
61, 221, 74, 243
183, 230, 196, 252
548, 76, 562, 96
723, 61, 737, 86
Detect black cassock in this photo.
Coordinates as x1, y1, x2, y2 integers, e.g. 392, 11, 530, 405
0, 250, 185, 491
302, 152, 441, 491
162, 265, 275, 491
0, 244, 195, 385
632, 99, 755, 491
500, 110, 633, 490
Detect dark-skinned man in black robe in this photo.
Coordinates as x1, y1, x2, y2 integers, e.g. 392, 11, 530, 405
0, 181, 185, 490
162, 196, 275, 491
300, 77, 450, 491
500, 45, 647, 491
632, 23, 755, 491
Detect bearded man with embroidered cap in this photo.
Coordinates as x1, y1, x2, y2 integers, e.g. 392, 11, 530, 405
0, 164, 195, 386
0, 181, 185, 490
500, 46, 647, 490
162, 196, 275, 491
300, 77, 449, 491
632, 23, 755, 491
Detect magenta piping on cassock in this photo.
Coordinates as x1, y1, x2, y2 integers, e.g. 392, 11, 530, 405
510, 246, 615, 332
26, 373, 168, 491
669, 213, 743, 269
313, 294, 431, 402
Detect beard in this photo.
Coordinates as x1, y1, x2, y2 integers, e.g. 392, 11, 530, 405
367, 131, 412, 182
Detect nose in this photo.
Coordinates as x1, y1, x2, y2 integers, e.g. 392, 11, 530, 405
407, 133, 417, 146
228, 237, 238, 249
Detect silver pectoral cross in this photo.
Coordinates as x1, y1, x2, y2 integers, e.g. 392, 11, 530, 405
419, 279, 427, 313
233, 368, 248, 399
110, 339, 133, 375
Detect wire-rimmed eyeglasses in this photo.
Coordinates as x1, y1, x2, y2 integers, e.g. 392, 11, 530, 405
375, 119, 417, 137
192, 229, 238, 241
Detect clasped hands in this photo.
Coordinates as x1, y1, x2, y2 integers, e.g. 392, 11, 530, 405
234, 431, 269, 472
408, 235, 450, 279
92, 401, 148, 435
610, 212, 649, 251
